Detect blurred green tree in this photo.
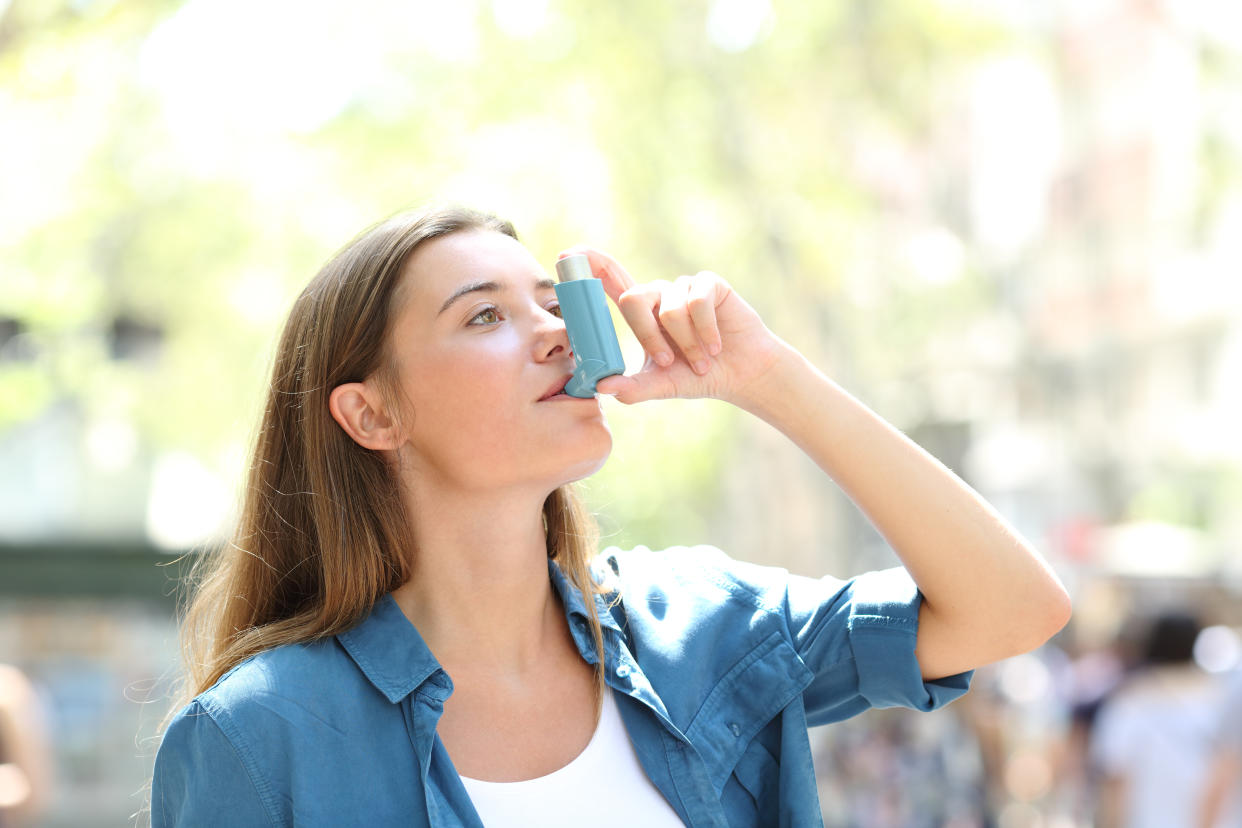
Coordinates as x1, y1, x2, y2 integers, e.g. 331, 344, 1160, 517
0, 0, 1007, 552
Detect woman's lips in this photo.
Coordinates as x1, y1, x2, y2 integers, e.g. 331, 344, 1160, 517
538, 374, 575, 401
542, 392, 594, 401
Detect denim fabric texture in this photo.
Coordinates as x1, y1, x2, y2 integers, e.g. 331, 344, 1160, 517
150, 545, 973, 827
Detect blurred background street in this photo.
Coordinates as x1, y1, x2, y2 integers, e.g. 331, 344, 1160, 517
1, 0, 1240, 825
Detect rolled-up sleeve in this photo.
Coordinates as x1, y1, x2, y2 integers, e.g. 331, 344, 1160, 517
151, 700, 275, 828
782, 564, 973, 726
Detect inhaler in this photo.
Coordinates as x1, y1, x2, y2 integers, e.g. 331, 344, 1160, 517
553, 254, 626, 397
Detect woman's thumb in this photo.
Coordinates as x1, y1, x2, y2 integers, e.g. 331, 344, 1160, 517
595, 373, 643, 404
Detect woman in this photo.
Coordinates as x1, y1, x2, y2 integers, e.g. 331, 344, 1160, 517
150, 204, 1070, 827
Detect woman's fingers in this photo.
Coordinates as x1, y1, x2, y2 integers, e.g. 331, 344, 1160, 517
556, 246, 636, 301
555, 248, 727, 376
616, 282, 676, 366
687, 271, 724, 357
557, 245, 674, 361
659, 276, 713, 374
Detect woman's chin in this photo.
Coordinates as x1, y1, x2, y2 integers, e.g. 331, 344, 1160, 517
572, 453, 610, 483
555, 435, 612, 486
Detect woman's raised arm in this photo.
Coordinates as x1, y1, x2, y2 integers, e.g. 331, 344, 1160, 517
572, 250, 1071, 680
724, 343, 1071, 679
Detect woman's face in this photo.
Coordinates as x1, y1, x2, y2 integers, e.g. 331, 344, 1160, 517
384, 229, 612, 493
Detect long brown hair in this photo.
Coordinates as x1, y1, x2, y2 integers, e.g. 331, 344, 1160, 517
173, 204, 608, 712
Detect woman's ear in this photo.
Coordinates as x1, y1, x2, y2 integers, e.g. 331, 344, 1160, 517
328, 382, 402, 451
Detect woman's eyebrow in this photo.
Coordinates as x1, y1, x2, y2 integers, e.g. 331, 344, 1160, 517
437, 277, 557, 316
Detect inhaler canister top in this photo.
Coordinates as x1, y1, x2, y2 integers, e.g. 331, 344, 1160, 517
555, 254, 593, 283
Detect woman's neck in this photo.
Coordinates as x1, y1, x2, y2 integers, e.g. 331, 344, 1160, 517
389, 485, 562, 679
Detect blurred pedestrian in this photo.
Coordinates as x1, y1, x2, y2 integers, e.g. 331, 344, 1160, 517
1198, 668, 1242, 828
0, 663, 52, 827
1089, 612, 1229, 828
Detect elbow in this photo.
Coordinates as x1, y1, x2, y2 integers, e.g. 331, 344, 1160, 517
1050, 585, 1073, 636
994, 572, 1072, 660
1010, 545, 1073, 654
1028, 582, 1072, 652
985, 589, 1070, 667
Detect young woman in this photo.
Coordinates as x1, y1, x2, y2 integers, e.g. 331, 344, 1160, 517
150, 204, 1071, 827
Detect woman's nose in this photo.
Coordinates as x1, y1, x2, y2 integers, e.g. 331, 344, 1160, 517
535, 307, 572, 360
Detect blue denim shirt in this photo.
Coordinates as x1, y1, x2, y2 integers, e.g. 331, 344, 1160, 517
151, 545, 972, 827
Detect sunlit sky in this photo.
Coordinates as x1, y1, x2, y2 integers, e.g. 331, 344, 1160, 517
136, 0, 773, 143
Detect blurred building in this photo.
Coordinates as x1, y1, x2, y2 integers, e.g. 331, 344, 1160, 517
710, 0, 1242, 610
703, 4, 1242, 822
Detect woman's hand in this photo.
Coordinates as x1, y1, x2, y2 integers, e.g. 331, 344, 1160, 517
557, 246, 790, 406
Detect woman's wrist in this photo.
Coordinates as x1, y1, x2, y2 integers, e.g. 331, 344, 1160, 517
723, 337, 825, 424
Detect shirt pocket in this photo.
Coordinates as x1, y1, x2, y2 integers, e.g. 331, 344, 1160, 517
684, 631, 813, 794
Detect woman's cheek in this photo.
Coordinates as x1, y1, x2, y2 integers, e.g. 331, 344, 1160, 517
439, 354, 521, 416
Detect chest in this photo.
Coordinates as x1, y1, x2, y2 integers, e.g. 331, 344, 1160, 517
434, 651, 599, 781
252, 616, 822, 826
458, 690, 685, 828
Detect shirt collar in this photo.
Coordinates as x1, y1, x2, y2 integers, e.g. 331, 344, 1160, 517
337, 592, 448, 704
337, 556, 624, 703
548, 555, 625, 636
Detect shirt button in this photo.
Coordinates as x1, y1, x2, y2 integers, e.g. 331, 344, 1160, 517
616, 663, 631, 678
728, 722, 741, 737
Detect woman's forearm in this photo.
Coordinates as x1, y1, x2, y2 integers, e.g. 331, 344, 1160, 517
730, 342, 1071, 679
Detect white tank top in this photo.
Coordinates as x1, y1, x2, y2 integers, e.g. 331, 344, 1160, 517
459, 690, 685, 827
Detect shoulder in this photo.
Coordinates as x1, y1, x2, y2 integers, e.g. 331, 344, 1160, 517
593, 545, 820, 732
595, 543, 793, 614
594, 543, 910, 633
155, 645, 352, 828
154, 639, 371, 828
195, 636, 354, 718
170, 634, 385, 764
592, 543, 822, 679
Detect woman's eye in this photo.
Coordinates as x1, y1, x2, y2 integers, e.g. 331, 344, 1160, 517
548, 303, 562, 318
470, 307, 501, 325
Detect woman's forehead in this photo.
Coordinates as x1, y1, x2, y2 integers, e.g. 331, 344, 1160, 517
400, 230, 546, 310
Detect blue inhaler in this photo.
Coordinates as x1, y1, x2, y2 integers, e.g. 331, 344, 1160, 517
554, 254, 626, 397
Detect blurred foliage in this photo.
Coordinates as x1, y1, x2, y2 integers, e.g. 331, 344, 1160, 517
0, 0, 1008, 551
2, 0, 1015, 549
1128, 463, 1242, 532
1194, 42, 1242, 242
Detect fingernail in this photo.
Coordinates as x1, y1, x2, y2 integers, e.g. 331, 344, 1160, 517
694, 360, 710, 374
656, 352, 673, 366
708, 342, 721, 356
